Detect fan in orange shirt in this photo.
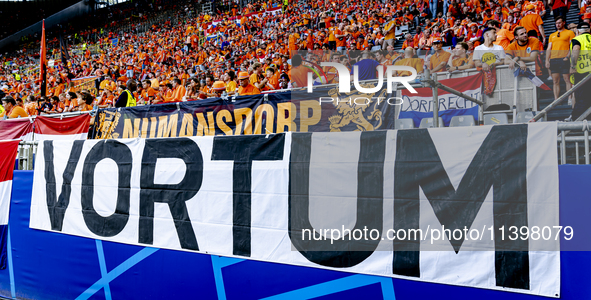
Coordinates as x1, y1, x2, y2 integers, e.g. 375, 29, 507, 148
163, 78, 186, 103
489, 20, 514, 49
524, 0, 545, 17
140, 80, 158, 104
261, 67, 280, 91
505, 26, 542, 76
237, 71, 261, 95
1, 97, 28, 119
24, 95, 38, 116
394, 47, 424, 76
545, 16, 575, 101
519, 5, 545, 44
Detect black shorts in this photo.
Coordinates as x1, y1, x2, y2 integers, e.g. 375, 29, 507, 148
550, 58, 570, 75
328, 41, 336, 50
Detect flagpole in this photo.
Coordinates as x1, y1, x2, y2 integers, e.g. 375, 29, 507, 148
40, 19, 47, 98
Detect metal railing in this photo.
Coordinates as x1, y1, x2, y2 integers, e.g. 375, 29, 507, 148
285, 65, 537, 126
15, 109, 94, 121
17, 141, 38, 171
558, 121, 591, 165
12, 110, 94, 171
533, 73, 591, 122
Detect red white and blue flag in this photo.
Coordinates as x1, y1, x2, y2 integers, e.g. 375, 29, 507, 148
514, 67, 551, 90
33, 115, 90, 141
0, 140, 19, 269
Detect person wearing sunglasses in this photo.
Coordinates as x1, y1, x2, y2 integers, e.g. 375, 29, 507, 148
546, 16, 575, 105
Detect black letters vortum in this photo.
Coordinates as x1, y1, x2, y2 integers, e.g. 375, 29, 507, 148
289, 126, 529, 290
211, 134, 285, 257
44, 126, 530, 290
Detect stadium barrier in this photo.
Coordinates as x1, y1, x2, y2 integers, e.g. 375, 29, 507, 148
558, 121, 591, 165
534, 73, 591, 123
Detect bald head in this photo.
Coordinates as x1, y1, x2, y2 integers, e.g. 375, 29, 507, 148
404, 47, 414, 57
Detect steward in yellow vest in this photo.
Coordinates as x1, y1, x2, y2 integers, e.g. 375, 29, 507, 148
570, 22, 591, 120
115, 80, 138, 108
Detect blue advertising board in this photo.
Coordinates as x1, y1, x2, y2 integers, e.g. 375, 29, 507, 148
0, 167, 589, 299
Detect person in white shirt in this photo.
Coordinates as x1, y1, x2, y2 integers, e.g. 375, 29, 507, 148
472, 27, 506, 71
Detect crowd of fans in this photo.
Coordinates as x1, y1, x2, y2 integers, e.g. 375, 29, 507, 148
0, 0, 588, 119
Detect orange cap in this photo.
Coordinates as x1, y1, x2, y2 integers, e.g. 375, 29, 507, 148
237, 71, 250, 80
212, 81, 226, 91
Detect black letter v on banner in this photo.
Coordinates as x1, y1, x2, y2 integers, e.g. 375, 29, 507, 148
44, 140, 84, 231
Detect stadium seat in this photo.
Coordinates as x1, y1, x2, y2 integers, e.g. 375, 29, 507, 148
395, 25, 409, 37
396, 118, 416, 129
483, 113, 509, 125
419, 117, 444, 128
449, 115, 475, 127
515, 111, 535, 123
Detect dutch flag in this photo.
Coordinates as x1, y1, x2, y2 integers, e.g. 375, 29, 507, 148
0, 140, 20, 269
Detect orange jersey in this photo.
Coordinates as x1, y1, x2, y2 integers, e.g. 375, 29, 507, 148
237, 84, 261, 95
451, 54, 474, 67
519, 13, 543, 36
394, 57, 424, 76
494, 28, 515, 49
25, 102, 38, 116
506, 37, 543, 75
548, 29, 575, 58
429, 50, 452, 72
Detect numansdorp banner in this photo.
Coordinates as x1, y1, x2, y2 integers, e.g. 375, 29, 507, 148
31, 123, 559, 297
92, 88, 397, 139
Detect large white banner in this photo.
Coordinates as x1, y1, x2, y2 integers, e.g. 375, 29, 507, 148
30, 123, 560, 297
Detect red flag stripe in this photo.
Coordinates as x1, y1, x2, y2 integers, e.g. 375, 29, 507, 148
34, 115, 90, 135
402, 73, 484, 97
0, 140, 19, 183
0, 119, 34, 140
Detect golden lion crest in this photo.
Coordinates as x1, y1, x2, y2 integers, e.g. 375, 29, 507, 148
327, 84, 386, 132
96, 110, 121, 139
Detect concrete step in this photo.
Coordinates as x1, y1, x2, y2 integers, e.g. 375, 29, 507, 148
537, 75, 574, 121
